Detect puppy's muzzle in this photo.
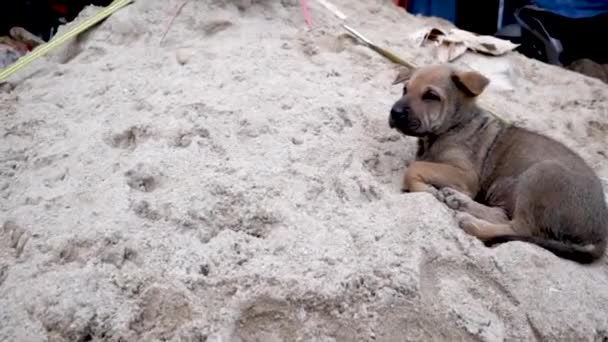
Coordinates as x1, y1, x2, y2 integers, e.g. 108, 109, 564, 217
389, 101, 421, 133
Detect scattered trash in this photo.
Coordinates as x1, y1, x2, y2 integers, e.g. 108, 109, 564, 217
0, 27, 45, 69
10, 27, 45, 50
0, 0, 134, 81
300, 0, 313, 29
0, 44, 21, 69
413, 27, 519, 62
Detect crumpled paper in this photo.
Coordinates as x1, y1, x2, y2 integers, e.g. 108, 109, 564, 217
0, 27, 45, 69
412, 27, 519, 62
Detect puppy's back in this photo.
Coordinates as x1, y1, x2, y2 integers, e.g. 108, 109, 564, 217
484, 126, 600, 186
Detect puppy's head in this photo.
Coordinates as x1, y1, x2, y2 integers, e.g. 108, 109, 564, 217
388, 64, 489, 136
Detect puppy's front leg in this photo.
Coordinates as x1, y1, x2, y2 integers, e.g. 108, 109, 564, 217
403, 161, 477, 197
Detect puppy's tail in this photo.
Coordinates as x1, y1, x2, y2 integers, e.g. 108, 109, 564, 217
485, 236, 606, 264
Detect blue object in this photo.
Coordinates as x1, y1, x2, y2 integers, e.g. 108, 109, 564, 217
533, 0, 608, 18
407, 0, 456, 23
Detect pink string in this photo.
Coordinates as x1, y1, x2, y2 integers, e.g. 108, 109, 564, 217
300, 0, 313, 28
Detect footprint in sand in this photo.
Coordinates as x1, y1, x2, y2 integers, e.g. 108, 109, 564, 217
124, 163, 164, 193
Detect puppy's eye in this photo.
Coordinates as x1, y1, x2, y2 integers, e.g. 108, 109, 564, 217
422, 90, 441, 101
402, 86, 408, 95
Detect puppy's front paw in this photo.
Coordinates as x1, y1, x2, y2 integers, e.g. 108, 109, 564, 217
425, 186, 439, 197
455, 212, 480, 237
439, 187, 469, 211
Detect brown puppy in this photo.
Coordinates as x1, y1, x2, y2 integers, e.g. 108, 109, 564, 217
389, 64, 608, 263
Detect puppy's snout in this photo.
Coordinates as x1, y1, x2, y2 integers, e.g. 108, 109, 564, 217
389, 99, 421, 134
389, 101, 410, 128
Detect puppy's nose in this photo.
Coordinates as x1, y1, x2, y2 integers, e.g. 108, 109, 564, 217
390, 102, 409, 122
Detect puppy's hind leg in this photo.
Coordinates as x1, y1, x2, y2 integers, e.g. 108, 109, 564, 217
456, 211, 606, 263
439, 187, 509, 224
456, 212, 518, 241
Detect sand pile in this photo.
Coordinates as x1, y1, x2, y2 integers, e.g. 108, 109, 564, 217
1, 0, 608, 341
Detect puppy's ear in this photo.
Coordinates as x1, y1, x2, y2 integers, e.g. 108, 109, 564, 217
392, 68, 413, 85
451, 71, 490, 97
